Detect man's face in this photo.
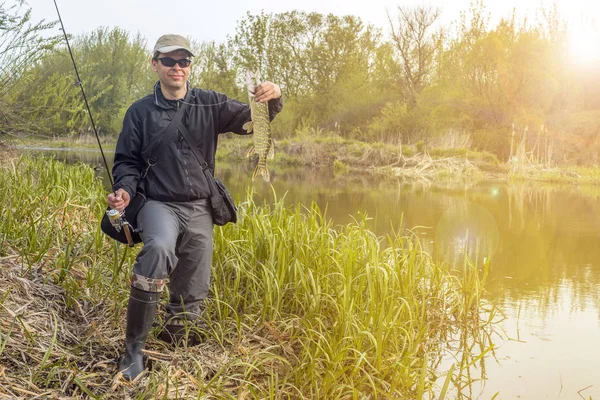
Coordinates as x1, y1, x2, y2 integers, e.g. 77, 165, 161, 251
151, 49, 192, 92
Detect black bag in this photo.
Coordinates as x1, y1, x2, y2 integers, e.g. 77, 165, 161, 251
210, 178, 238, 226
100, 91, 191, 245
178, 124, 237, 226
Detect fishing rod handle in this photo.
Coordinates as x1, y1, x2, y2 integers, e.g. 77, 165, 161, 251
123, 224, 135, 247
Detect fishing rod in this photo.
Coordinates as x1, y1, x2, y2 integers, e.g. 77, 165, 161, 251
53, 0, 134, 247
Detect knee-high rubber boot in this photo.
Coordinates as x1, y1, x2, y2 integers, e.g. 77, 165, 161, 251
118, 287, 160, 381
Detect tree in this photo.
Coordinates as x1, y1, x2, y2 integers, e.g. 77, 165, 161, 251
75, 27, 154, 134
230, 11, 382, 134
0, 1, 60, 136
387, 5, 443, 108
189, 40, 243, 100
14, 27, 154, 137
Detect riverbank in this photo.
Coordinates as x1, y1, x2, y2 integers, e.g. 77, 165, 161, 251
216, 134, 600, 186
0, 154, 496, 398
6, 135, 116, 150
8, 133, 600, 186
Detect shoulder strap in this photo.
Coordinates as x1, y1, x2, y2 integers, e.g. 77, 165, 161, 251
142, 89, 191, 178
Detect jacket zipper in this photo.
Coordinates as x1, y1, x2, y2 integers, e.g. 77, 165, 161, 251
177, 100, 194, 197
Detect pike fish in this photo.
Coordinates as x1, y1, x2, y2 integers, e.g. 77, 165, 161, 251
243, 70, 274, 182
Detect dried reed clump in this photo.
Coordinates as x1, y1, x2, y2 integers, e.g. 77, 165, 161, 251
285, 141, 335, 166
387, 152, 481, 180
508, 124, 556, 174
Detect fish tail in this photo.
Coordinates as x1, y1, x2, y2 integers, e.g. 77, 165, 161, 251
252, 162, 270, 182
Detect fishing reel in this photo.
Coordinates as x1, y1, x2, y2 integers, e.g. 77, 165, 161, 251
106, 208, 127, 232
106, 208, 135, 247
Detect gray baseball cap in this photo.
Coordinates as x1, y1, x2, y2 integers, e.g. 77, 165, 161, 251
153, 34, 195, 57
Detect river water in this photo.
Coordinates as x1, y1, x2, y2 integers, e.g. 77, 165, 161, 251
21, 147, 600, 399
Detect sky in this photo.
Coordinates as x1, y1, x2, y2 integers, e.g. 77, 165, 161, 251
21, 0, 599, 51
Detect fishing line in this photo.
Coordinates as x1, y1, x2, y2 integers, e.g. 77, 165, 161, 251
164, 84, 258, 108
159, 78, 269, 108
178, 98, 245, 107
53, 2, 267, 162
175, 88, 273, 108
175, 94, 268, 108
52, 0, 114, 187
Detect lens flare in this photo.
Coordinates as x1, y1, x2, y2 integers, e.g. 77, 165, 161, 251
567, 17, 600, 67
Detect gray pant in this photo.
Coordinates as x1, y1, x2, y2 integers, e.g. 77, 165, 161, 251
131, 199, 213, 320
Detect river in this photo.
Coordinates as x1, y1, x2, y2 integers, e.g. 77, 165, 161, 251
20, 147, 600, 399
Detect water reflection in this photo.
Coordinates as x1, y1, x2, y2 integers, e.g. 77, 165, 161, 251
23, 149, 600, 398
433, 201, 501, 266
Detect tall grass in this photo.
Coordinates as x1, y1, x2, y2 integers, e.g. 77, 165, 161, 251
0, 155, 132, 285
0, 155, 496, 398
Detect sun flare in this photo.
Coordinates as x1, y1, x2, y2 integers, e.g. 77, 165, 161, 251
567, 18, 600, 66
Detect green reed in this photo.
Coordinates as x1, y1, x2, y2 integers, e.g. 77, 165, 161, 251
0, 156, 135, 302
0, 155, 496, 398
210, 196, 495, 397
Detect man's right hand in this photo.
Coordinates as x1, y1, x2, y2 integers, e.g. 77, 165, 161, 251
107, 188, 131, 211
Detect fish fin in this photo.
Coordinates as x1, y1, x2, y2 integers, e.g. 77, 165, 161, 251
267, 139, 275, 160
252, 164, 270, 182
242, 121, 254, 133
245, 145, 256, 158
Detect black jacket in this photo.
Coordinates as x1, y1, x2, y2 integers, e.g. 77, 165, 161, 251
112, 82, 282, 202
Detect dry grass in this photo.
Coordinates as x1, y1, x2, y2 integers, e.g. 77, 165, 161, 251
0, 140, 16, 166
382, 152, 483, 181
0, 248, 252, 399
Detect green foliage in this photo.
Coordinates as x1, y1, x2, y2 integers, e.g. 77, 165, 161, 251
230, 11, 383, 133
0, 2, 60, 135
13, 70, 87, 136
3, 2, 599, 166
76, 28, 154, 133
402, 145, 415, 156
332, 158, 349, 173
189, 40, 243, 100
366, 101, 435, 144
13, 27, 153, 137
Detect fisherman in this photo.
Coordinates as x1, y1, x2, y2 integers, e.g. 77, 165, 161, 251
106, 34, 282, 381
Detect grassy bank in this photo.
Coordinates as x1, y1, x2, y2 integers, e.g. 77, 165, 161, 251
216, 131, 600, 185
216, 133, 502, 175
0, 153, 491, 398
0, 155, 495, 398
6, 134, 116, 150
507, 164, 600, 185
9, 133, 600, 186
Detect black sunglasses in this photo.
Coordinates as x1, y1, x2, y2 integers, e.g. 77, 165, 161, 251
157, 57, 192, 68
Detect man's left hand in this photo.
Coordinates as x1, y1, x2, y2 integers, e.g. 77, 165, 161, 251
254, 82, 281, 103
